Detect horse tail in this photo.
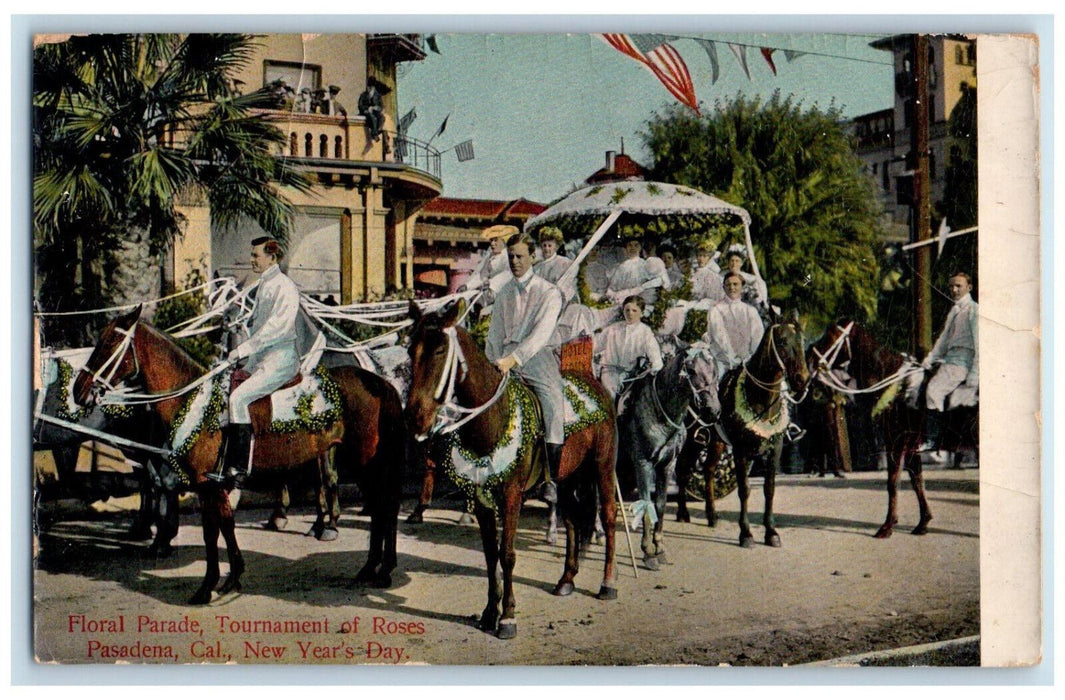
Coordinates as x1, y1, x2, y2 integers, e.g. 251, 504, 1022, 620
559, 454, 599, 551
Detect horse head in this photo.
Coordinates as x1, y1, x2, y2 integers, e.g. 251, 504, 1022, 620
769, 310, 810, 400
73, 304, 144, 408
404, 298, 467, 438
682, 344, 721, 420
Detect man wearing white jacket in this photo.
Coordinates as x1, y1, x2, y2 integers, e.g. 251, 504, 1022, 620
486, 233, 565, 503
703, 272, 764, 377
209, 236, 301, 487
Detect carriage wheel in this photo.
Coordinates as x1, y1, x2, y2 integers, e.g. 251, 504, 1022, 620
685, 452, 736, 501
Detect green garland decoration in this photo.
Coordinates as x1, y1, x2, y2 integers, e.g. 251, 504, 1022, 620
562, 372, 610, 438
101, 403, 135, 420
732, 370, 790, 439
267, 365, 342, 434
54, 359, 92, 423
647, 276, 693, 334
576, 262, 615, 310
437, 381, 541, 510
871, 380, 901, 419
167, 372, 228, 481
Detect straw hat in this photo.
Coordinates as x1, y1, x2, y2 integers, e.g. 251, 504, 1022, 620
482, 224, 518, 241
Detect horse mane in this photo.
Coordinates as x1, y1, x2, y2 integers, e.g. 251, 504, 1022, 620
139, 321, 209, 377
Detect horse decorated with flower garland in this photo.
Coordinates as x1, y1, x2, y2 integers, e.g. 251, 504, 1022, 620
718, 310, 810, 548
405, 300, 618, 640
73, 305, 406, 604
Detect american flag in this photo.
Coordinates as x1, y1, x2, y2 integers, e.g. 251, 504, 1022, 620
454, 139, 475, 162
600, 34, 700, 115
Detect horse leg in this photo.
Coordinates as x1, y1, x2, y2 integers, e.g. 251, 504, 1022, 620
545, 503, 558, 545
266, 484, 290, 532
407, 453, 435, 524
129, 466, 155, 541
497, 482, 523, 639
148, 488, 179, 558
875, 448, 903, 538
675, 437, 694, 523
652, 464, 670, 564
190, 490, 223, 604
552, 498, 578, 597
595, 437, 618, 601
763, 439, 782, 548
636, 462, 659, 570
735, 453, 754, 548
704, 440, 724, 528
355, 506, 385, 585
473, 500, 502, 636
217, 493, 245, 595
906, 450, 934, 535
316, 449, 340, 542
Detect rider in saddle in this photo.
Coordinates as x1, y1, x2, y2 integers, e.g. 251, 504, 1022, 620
921, 272, 979, 457
485, 233, 566, 504
702, 271, 764, 379
208, 236, 301, 488
594, 295, 663, 415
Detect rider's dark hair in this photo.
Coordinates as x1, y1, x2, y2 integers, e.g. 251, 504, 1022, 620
507, 232, 537, 254
722, 271, 744, 285
622, 295, 646, 311
251, 236, 282, 259
950, 271, 972, 286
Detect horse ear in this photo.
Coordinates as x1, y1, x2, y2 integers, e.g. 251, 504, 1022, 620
442, 298, 465, 327
119, 304, 143, 327
790, 309, 804, 330
408, 300, 422, 323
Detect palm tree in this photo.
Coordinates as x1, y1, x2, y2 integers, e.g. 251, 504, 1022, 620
33, 33, 311, 343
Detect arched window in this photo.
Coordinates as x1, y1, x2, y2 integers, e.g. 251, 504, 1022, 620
334, 135, 343, 159
319, 134, 328, 158
304, 133, 313, 157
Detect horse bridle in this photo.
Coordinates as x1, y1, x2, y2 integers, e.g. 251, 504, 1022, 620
417, 325, 509, 439
651, 348, 716, 432
742, 323, 808, 404
811, 321, 854, 375
85, 322, 141, 396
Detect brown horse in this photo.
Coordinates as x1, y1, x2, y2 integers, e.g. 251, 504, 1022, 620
73, 305, 406, 603
718, 312, 810, 548
405, 300, 618, 640
807, 320, 932, 538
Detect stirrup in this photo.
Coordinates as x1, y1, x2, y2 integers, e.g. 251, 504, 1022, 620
785, 423, 806, 443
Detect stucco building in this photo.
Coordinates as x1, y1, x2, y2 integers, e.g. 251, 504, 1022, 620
172, 33, 443, 302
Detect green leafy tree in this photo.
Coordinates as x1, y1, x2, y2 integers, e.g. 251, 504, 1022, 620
643, 91, 886, 333
33, 33, 312, 345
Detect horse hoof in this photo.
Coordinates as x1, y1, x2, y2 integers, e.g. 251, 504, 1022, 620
643, 556, 660, 571
596, 586, 618, 601
219, 577, 242, 595
677, 511, 690, 523
264, 517, 287, 531
552, 581, 575, 597
497, 622, 518, 640
545, 530, 557, 545
911, 524, 929, 536
739, 535, 754, 549
318, 528, 339, 542
765, 534, 782, 548
189, 589, 212, 605
372, 574, 393, 589
406, 510, 424, 525
874, 527, 894, 539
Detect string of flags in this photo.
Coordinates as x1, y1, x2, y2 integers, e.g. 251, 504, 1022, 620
600, 33, 807, 113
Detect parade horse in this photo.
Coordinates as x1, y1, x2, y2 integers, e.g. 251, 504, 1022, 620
807, 320, 932, 538
34, 351, 180, 557
616, 345, 720, 569
73, 305, 406, 603
718, 311, 810, 548
405, 300, 618, 640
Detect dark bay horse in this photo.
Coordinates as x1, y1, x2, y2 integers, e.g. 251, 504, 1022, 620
808, 320, 932, 537
73, 305, 406, 603
616, 346, 719, 569
34, 354, 179, 556
718, 312, 810, 548
405, 300, 618, 640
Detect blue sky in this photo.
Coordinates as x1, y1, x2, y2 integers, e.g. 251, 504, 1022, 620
399, 32, 895, 203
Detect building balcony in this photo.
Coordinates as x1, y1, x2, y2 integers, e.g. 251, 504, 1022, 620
367, 34, 427, 63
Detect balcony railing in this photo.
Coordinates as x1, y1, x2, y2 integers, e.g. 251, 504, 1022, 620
388, 131, 441, 180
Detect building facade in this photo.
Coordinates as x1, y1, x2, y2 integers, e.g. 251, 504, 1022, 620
172, 33, 443, 302
851, 34, 977, 242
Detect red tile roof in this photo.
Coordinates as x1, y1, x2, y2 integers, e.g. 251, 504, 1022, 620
586, 153, 649, 184
422, 197, 546, 221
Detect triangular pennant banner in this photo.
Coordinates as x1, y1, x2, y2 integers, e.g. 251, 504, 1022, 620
783, 49, 806, 63
728, 43, 752, 81
760, 47, 778, 76
694, 38, 721, 84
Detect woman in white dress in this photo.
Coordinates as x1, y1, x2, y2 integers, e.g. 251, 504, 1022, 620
594, 295, 664, 398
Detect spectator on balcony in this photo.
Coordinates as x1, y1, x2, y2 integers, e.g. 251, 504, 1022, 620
358, 80, 385, 142
325, 85, 347, 117
312, 89, 327, 115
296, 87, 313, 113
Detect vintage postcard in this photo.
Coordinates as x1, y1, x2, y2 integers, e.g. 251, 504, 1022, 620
25, 27, 1040, 672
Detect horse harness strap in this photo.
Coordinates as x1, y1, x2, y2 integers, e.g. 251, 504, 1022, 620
429, 326, 510, 436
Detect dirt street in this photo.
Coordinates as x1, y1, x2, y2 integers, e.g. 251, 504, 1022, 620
33, 469, 979, 667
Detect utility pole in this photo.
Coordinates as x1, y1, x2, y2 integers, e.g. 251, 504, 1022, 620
911, 33, 934, 356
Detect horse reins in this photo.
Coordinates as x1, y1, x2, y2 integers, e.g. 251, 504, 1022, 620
812, 322, 925, 396
422, 326, 510, 438
742, 323, 808, 405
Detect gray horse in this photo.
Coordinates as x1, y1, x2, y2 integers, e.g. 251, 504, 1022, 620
616, 345, 720, 570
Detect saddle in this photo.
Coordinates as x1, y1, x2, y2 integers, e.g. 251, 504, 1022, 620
230, 369, 303, 433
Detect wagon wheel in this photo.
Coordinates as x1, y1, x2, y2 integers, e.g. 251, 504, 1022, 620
685, 452, 736, 501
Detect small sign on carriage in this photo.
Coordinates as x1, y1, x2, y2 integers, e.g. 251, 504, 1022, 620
560, 335, 593, 374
